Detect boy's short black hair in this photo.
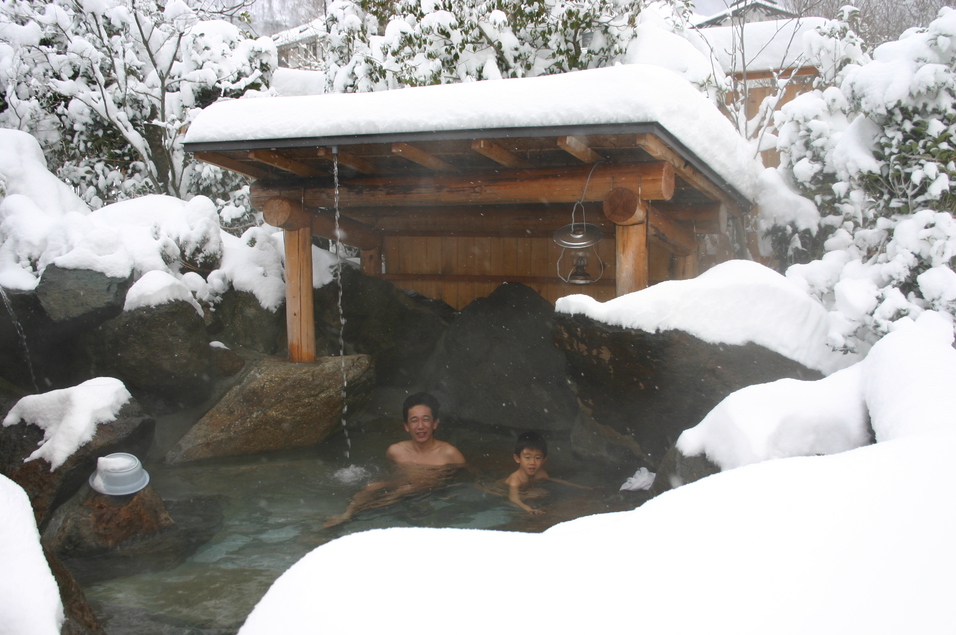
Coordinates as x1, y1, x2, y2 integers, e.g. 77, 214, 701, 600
402, 392, 440, 422
514, 431, 547, 457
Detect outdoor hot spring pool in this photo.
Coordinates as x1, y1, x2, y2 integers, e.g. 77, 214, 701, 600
66, 405, 649, 634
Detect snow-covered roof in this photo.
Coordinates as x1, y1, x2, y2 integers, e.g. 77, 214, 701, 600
695, 0, 798, 28
272, 18, 324, 48
691, 17, 827, 74
185, 64, 758, 199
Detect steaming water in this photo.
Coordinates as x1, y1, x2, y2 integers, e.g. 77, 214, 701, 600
0, 286, 38, 393
75, 412, 645, 634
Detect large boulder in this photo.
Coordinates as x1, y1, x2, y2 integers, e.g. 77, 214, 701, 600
35, 264, 131, 326
82, 300, 214, 408
553, 313, 824, 465
165, 354, 375, 464
426, 283, 579, 432
46, 485, 175, 558
208, 289, 286, 355
314, 266, 453, 386
0, 400, 155, 530
0, 287, 86, 391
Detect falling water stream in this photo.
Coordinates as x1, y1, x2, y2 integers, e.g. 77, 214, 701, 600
332, 147, 350, 458
0, 286, 38, 393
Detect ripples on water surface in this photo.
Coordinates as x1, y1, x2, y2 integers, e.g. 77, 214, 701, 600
76, 413, 648, 634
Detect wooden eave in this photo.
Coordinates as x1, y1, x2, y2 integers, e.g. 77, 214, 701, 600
185, 122, 752, 214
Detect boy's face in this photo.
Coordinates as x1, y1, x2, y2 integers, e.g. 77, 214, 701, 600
514, 447, 546, 477
404, 404, 438, 444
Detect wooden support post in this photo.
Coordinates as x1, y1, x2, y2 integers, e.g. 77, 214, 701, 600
674, 249, 698, 280
284, 225, 316, 363
616, 223, 648, 296
361, 244, 382, 277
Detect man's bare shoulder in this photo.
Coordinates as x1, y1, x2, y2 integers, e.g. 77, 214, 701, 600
386, 441, 413, 461
436, 441, 466, 464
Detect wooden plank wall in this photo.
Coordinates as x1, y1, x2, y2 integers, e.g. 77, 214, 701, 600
382, 234, 680, 310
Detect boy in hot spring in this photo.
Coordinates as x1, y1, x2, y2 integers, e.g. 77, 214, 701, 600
504, 431, 591, 515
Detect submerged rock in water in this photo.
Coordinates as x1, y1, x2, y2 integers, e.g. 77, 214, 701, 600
553, 313, 823, 465
426, 282, 579, 432
165, 354, 374, 464
0, 399, 155, 530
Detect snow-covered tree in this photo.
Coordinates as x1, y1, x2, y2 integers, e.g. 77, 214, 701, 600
0, 0, 277, 208
757, 6, 956, 353
310, 0, 695, 93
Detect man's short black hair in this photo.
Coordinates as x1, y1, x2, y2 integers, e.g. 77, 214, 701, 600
514, 431, 547, 457
402, 392, 440, 422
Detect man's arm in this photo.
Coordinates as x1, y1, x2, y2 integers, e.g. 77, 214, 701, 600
545, 476, 593, 490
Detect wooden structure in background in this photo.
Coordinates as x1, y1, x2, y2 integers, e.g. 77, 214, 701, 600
187, 123, 752, 362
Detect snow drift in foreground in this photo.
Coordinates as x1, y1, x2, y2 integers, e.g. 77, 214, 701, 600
238, 307, 956, 635
555, 259, 857, 374
0, 475, 62, 635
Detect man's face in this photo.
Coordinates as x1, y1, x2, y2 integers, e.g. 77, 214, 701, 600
514, 448, 546, 477
404, 404, 438, 444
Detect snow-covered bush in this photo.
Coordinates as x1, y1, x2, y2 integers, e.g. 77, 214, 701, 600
306, 0, 698, 92
758, 7, 956, 353
0, 0, 277, 209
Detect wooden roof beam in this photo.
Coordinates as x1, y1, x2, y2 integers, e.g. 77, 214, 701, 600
471, 139, 530, 168
391, 142, 457, 171
558, 136, 604, 163
193, 152, 270, 179
248, 150, 326, 178
634, 133, 742, 214
317, 147, 376, 174
262, 196, 383, 250
603, 188, 696, 255
251, 162, 674, 209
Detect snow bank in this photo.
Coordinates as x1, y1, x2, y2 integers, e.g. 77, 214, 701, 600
0, 475, 63, 635
555, 259, 855, 374
0, 130, 337, 309
1, 377, 132, 470
124, 270, 204, 315
186, 64, 759, 198
863, 312, 956, 441
677, 362, 870, 470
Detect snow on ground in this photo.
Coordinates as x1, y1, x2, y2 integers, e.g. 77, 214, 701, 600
188, 64, 759, 199
0, 475, 63, 635
555, 259, 857, 374
1, 377, 131, 470
0, 129, 337, 310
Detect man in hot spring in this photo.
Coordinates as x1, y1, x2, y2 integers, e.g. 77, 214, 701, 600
323, 392, 465, 527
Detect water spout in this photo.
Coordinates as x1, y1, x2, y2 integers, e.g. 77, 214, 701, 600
331, 147, 350, 458
0, 286, 39, 393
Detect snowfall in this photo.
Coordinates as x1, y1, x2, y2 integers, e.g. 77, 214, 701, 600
4, 9, 956, 634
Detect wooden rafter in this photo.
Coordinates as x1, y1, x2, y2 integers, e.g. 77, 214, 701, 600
558, 136, 604, 163
391, 142, 456, 171
634, 133, 742, 213
317, 147, 376, 174
248, 150, 326, 178
471, 139, 530, 168
193, 152, 270, 179
647, 205, 696, 256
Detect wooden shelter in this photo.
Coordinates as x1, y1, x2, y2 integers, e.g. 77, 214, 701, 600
184, 66, 754, 362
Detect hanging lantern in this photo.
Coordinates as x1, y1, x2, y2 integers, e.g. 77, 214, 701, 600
554, 162, 605, 284
554, 219, 604, 285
